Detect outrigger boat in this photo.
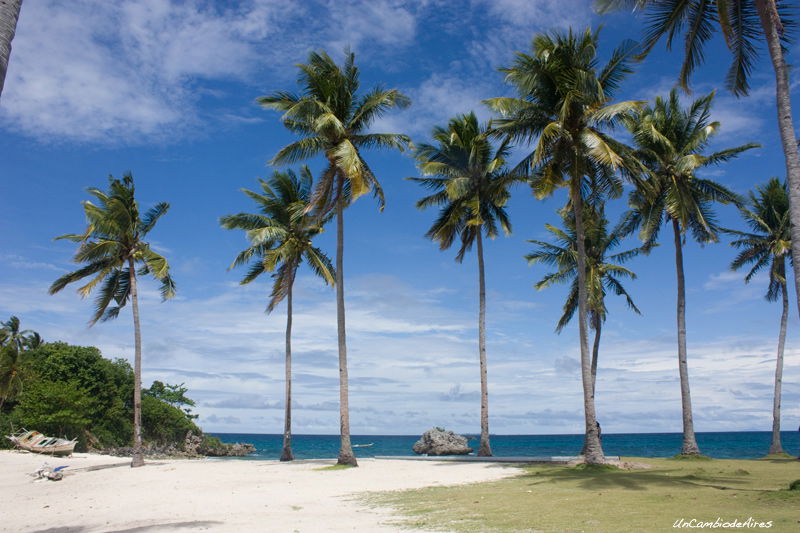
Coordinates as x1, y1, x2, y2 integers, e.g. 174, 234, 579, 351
6, 429, 76, 456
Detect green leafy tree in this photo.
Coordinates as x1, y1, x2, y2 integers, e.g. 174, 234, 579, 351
409, 112, 516, 457
623, 89, 757, 455
141, 394, 200, 445
727, 178, 792, 455
14, 380, 93, 442
486, 28, 643, 464
527, 204, 645, 396
49, 174, 176, 467
29, 342, 134, 446
145, 381, 197, 419
595, 0, 800, 334
221, 167, 335, 461
0, 316, 42, 410
259, 50, 410, 466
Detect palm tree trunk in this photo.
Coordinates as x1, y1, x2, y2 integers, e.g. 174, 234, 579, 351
476, 230, 492, 457
755, 0, 800, 322
581, 317, 603, 455
280, 270, 295, 462
571, 183, 604, 464
591, 315, 601, 396
128, 257, 145, 468
335, 175, 357, 467
0, 0, 23, 100
672, 219, 700, 455
769, 273, 788, 455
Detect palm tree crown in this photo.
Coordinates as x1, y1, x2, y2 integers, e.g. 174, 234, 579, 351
623, 89, 757, 245
410, 112, 514, 259
729, 178, 791, 295
221, 167, 335, 311
527, 205, 643, 334
49, 174, 176, 323
259, 49, 411, 214
0, 316, 42, 410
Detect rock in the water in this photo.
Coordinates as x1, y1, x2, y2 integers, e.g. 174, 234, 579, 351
412, 427, 473, 455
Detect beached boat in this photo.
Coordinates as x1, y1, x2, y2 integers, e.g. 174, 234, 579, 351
6, 429, 77, 456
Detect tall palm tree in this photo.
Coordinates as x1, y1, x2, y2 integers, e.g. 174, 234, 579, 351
0, 316, 40, 410
526, 204, 645, 397
258, 50, 411, 466
221, 167, 335, 462
727, 178, 791, 455
485, 28, 643, 464
595, 0, 800, 331
623, 89, 757, 455
49, 173, 175, 468
0, 0, 23, 100
409, 112, 515, 457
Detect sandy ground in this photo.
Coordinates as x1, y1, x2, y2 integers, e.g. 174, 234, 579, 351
0, 451, 520, 532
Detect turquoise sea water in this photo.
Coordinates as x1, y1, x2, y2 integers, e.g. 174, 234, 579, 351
210, 431, 800, 460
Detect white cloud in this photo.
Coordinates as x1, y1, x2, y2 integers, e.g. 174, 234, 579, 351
0, 0, 299, 143
325, 0, 417, 52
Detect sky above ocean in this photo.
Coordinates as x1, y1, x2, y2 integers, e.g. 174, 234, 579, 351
1, 0, 798, 436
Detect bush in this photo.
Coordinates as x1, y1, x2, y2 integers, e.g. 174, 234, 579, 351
789, 480, 800, 491
141, 394, 200, 446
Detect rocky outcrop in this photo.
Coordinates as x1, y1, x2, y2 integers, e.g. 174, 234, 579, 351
412, 427, 473, 455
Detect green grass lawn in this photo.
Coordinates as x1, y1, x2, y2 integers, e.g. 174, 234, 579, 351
370, 456, 800, 532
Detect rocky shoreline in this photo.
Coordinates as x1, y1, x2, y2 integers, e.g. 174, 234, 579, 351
100, 431, 255, 459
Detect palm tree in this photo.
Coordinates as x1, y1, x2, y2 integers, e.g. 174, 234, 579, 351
0, 316, 40, 410
485, 28, 643, 464
526, 204, 645, 397
409, 112, 515, 457
0, 0, 23, 99
623, 89, 757, 455
258, 49, 411, 466
49, 173, 175, 468
595, 0, 800, 332
727, 178, 791, 455
221, 167, 335, 462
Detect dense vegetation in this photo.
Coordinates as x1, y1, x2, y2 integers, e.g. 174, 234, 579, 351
0, 336, 203, 453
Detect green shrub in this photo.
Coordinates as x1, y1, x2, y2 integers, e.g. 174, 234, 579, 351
141, 394, 199, 446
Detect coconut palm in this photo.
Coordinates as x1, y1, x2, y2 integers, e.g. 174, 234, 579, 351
0, 0, 23, 99
727, 178, 791, 455
0, 316, 40, 410
258, 49, 411, 466
623, 89, 757, 455
595, 0, 800, 329
221, 167, 335, 462
49, 173, 175, 468
526, 204, 645, 396
485, 28, 643, 464
409, 112, 516, 457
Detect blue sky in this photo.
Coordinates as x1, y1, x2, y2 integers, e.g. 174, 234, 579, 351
1, 0, 798, 437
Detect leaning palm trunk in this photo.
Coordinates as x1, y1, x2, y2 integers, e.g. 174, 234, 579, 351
572, 183, 604, 464
769, 278, 788, 455
672, 219, 700, 455
335, 176, 357, 467
476, 231, 492, 457
756, 0, 800, 321
0, 0, 22, 100
128, 257, 145, 468
281, 273, 295, 462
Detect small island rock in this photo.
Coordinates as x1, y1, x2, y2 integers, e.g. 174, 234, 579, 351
412, 428, 473, 455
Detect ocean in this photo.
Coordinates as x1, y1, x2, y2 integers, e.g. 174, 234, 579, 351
210, 431, 800, 460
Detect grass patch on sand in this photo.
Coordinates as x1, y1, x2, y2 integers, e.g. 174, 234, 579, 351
314, 464, 355, 471
370, 457, 800, 532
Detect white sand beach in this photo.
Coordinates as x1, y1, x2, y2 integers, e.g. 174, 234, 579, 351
0, 451, 520, 532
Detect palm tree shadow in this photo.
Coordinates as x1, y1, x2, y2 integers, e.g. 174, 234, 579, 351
33, 521, 223, 533
521, 468, 763, 492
